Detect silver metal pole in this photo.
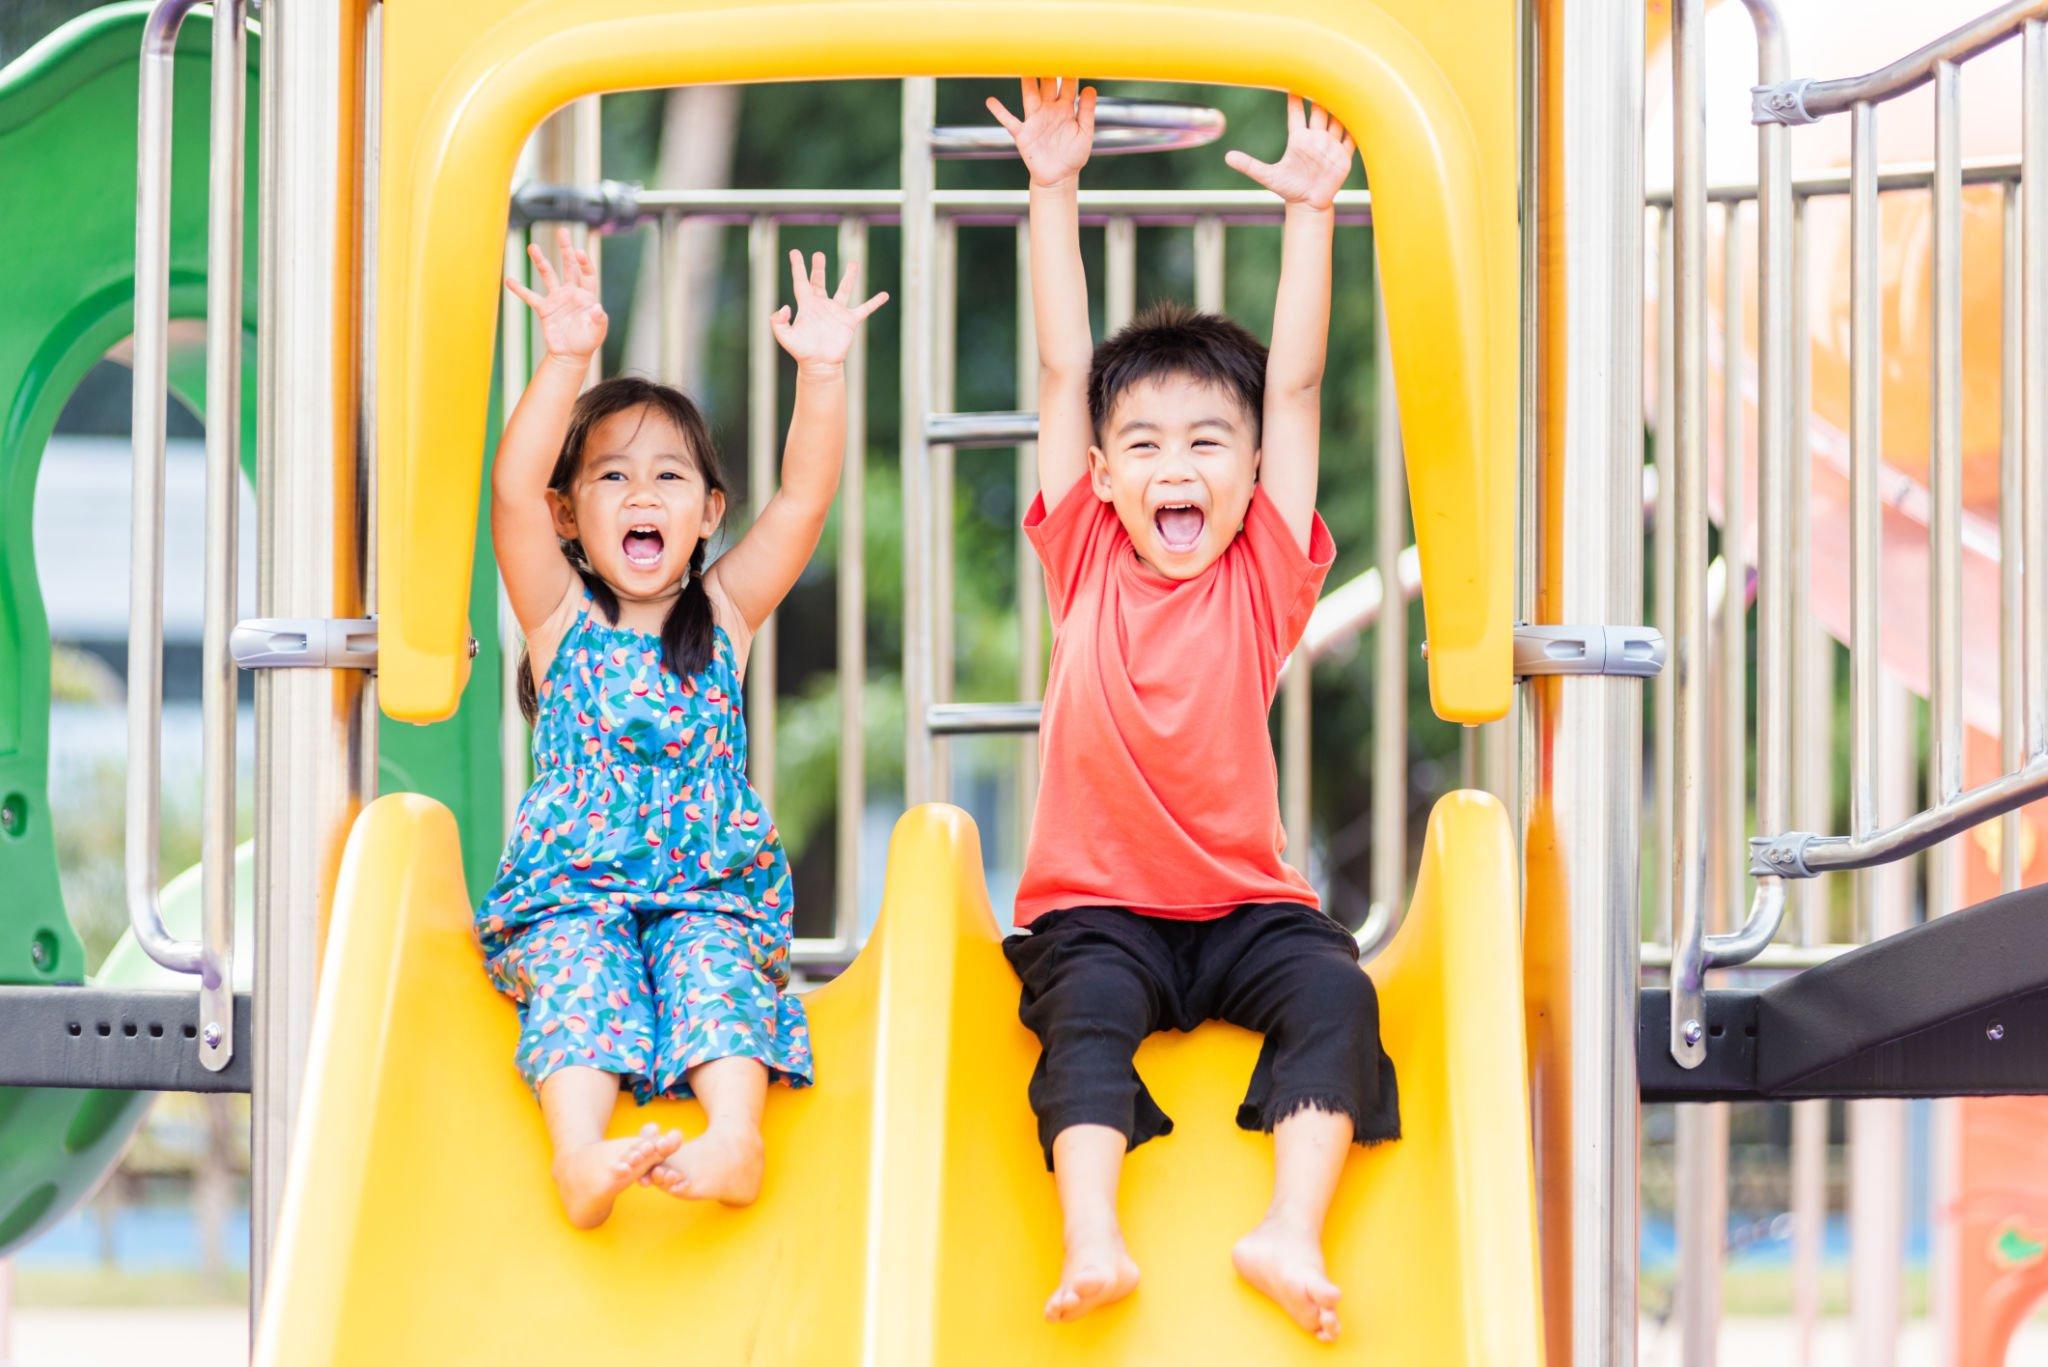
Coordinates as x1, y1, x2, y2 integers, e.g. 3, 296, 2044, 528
747, 216, 779, 810
900, 79, 936, 806
2024, 20, 2047, 760
931, 216, 957, 805
1105, 215, 1137, 331
253, 0, 373, 1304
1850, 100, 1880, 860
1655, 208, 1676, 946
1015, 223, 1041, 869
1193, 215, 1225, 312
1675, 1101, 1728, 1366
836, 216, 869, 952
1720, 204, 1747, 961
1527, 0, 1644, 1357
1932, 61, 1964, 823
2002, 180, 2024, 892
1766, 0, 2048, 121
658, 212, 684, 386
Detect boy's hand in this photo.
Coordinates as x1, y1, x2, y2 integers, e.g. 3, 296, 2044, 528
1225, 94, 1355, 212
985, 77, 1098, 189
769, 250, 890, 375
505, 225, 607, 365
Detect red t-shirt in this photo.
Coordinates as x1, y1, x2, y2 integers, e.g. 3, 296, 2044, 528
1013, 479, 1337, 927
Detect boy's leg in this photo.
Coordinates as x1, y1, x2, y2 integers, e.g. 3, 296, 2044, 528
539, 1065, 684, 1229
1201, 903, 1397, 1341
1004, 908, 1181, 1322
660, 1055, 771, 1206
1047, 1124, 1140, 1322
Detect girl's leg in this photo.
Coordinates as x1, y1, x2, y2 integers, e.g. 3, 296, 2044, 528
655, 1055, 770, 1205
1046, 1124, 1141, 1323
538, 1064, 683, 1229
1231, 1106, 1351, 1343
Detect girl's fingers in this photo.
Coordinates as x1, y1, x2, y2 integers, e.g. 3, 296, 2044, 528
787, 247, 809, 299
1019, 77, 1041, 115
1224, 149, 1275, 183
1077, 85, 1097, 138
833, 259, 862, 305
1287, 92, 1305, 131
810, 251, 828, 293
505, 277, 544, 310
1307, 100, 1328, 132
986, 96, 1023, 134
851, 289, 891, 321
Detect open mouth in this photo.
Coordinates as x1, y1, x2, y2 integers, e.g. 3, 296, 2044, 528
622, 525, 665, 570
1153, 504, 1205, 554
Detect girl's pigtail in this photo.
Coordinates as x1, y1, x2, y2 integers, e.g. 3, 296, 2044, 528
660, 539, 717, 682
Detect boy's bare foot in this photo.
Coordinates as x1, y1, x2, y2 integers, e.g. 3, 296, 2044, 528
1044, 1223, 1140, 1323
650, 1121, 765, 1206
552, 1122, 682, 1229
1232, 1215, 1341, 1342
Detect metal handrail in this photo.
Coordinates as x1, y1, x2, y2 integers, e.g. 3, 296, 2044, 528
129, 0, 245, 1071
1644, 154, 2023, 205
932, 97, 1225, 159
1754, 756, 2048, 878
599, 186, 1373, 226
1755, 0, 2048, 124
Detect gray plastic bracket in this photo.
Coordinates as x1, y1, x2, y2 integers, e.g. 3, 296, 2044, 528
231, 617, 378, 671
508, 180, 644, 233
1752, 78, 1818, 126
1513, 624, 1667, 679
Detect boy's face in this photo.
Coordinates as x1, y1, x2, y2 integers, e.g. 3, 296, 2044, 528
1089, 373, 1260, 579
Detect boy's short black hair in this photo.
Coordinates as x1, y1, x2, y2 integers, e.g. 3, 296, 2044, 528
1088, 301, 1267, 443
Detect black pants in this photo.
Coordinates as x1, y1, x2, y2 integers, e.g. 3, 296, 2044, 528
1003, 902, 1400, 1168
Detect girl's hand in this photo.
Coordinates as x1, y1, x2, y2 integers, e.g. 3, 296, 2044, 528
1225, 95, 1356, 213
985, 77, 1097, 190
769, 250, 889, 375
506, 225, 608, 364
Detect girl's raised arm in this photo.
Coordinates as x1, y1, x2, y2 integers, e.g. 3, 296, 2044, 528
707, 250, 887, 633
493, 227, 607, 634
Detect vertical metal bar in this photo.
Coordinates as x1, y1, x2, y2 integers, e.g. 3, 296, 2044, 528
1527, 0, 1645, 1356
658, 211, 684, 387
1655, 207, 1677, 946
1786, 192, 1826, 1362
1850, 672, 1914, 1367
931, 216, 957, 804
836, 216, 868, 949
1675, 1102, 1728, 1366
900, 79, 936, 806
747, 216, 779, 810
1015, 223, 1041, 868
1932, 62, 1964, 819
198, 0, 248, 1076
1105, 215, 1137, 331
1193, 215, 1225, 312
1369, 270, 1407, 944
1669, 0, 1712, 1068
2002, 180, 2024, 892
1719, 202, 1747, 956
2025, 20, 2048, 762
253, 0, 372, 1303
1281, 665, 1312, 875
1850, 101, 1881, 853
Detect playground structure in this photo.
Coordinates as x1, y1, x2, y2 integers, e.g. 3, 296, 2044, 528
0, 0, 2046, 1363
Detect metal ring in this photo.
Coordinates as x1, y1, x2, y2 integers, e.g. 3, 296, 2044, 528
932, 97, 1225, 159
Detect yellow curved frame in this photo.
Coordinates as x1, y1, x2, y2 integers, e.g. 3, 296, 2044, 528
375, 0, 1518, 725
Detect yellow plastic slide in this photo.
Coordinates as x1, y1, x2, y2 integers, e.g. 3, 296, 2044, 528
254, 792, 1540, 1364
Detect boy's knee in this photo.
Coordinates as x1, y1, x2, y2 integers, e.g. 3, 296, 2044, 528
1289, 955, 1379, 1036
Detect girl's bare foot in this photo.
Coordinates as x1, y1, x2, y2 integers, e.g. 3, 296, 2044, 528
650, 1120, 765, 1206
1044, 1223, 1140, 1322
1232, 1215, 1341, 1342
551, 1122, 682, 1229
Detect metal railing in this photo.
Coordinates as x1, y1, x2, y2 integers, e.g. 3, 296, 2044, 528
128, 0, 247, 1073
504, 85, 1418, 968
1658, 0, 2048, 1070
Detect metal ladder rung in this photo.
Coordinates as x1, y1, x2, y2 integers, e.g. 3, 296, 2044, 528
925, 411, 1038, 448
927, 701, 1043, 735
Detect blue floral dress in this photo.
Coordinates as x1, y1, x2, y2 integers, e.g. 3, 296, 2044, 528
475, 593, 813, 1102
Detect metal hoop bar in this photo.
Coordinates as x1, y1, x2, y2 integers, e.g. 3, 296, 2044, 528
931, 96, 1225, 159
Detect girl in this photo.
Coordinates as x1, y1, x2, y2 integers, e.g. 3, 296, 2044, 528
477, 226, 887, 1229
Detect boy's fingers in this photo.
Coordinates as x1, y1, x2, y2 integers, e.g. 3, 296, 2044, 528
1287, 92, 1305, 130
1307, 100, 1328, 132
527, 242, 559, 291
1224, 149, 1273, 181
1019, 77, 1041, 114
1077, 85, 1097, 137
505, 277, 543, 309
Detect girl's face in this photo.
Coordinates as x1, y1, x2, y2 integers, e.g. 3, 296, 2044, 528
548, 404, 725, 607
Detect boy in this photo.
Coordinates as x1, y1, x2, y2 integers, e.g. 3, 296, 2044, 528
985, 79, 1398, 1345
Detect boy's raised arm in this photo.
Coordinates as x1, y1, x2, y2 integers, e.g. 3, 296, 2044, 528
988, 77, 1098, 510
1226, 95, 1356, 552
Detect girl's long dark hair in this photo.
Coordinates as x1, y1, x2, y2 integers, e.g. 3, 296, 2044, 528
516, 376, 729, 724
